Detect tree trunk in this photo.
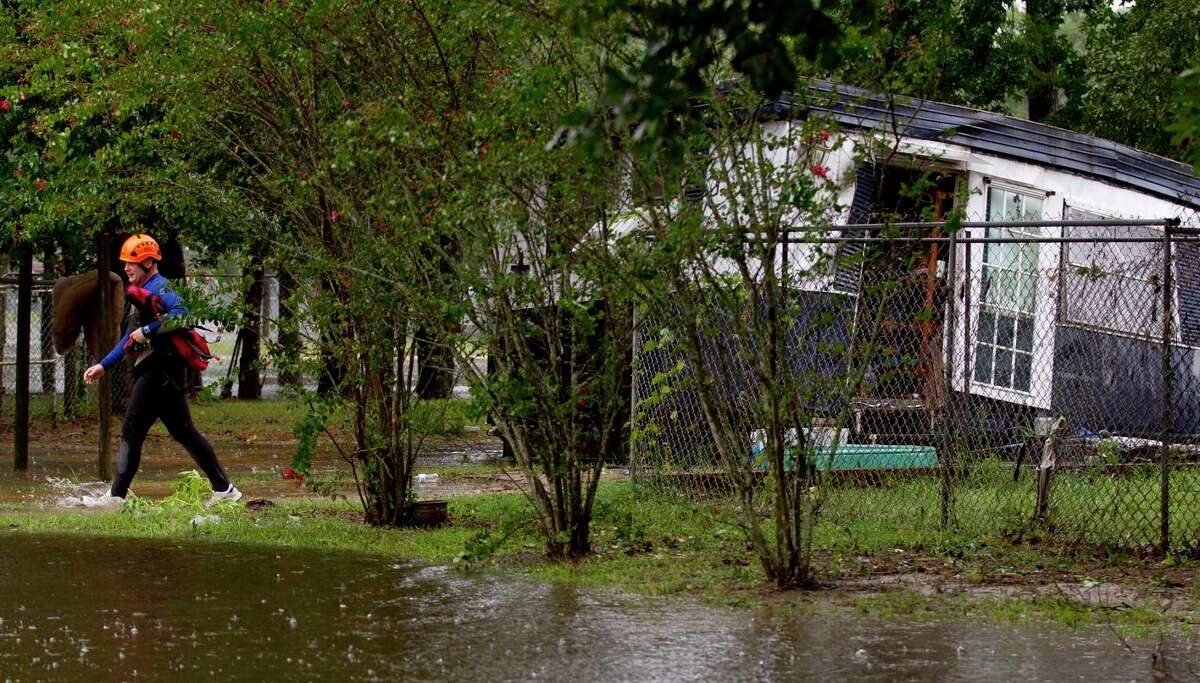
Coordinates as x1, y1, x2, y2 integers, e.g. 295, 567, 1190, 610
59, 250, 78, 418
415, 323, 455, 399
317, 339, 345, 395
63, 347, 79, 419
157, 235, 187, 279
1025, 0, 1059, 123
276, 268, 301, 388
237, 256, 264, 399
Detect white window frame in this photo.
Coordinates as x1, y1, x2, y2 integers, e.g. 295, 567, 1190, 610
973, 185, 1044, 395
1059, 204, 1176, 342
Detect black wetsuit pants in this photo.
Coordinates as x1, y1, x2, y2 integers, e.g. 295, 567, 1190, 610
110, 365, 229, 498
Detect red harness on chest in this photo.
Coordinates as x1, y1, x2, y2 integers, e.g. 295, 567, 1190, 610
123, 285, 215, 372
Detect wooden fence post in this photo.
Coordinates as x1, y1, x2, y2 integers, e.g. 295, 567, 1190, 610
14, 248, 32, 472
97, 232, 113, 482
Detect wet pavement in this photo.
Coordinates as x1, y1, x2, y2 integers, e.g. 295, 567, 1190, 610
1, 533, 1196, 681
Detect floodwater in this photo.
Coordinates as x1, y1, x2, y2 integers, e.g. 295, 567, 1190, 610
1, 534, 1196, 681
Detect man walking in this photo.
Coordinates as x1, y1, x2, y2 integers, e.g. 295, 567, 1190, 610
84, 234, 241, 506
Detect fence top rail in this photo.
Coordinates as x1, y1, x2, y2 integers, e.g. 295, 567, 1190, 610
0, 277, 57, 287
787, 218, 1180, 232
640, 219, 1191, 244
773, 236, 1188, 245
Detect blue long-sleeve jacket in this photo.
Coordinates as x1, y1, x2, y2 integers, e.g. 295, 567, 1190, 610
99, 273, 188, 370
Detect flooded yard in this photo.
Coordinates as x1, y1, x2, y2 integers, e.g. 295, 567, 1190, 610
2, 533, 1196, 681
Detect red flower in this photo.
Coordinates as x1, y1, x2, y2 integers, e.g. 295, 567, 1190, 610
169, 129, 180, 140
811, 164, 829, 178
34, 179, 45, 191
282, 468, 298, 479
448, 323, 461, 333
0, 100, 9, 111
820, 130, 830, 141
884, 1, 894, 11
330, 210, 340, 222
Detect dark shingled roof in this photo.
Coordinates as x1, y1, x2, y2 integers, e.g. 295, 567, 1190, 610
760, 82, 1200, 211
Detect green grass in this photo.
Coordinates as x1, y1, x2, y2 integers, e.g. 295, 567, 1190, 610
851, 591, 1181, 639
188, 396, 483, 438
776, 463, 1200, 553
1, 392, 485, 443
0, 392, 77, 424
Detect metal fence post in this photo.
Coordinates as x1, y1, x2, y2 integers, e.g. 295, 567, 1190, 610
629, 301, 641, 483
941, 231, 957, 528
1160, 219, 1177, 554
14, 248, 32, 472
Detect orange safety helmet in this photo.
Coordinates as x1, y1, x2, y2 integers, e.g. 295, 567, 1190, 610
119, 234, 161, 263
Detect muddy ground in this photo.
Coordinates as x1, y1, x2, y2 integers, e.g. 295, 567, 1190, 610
0, 408, 572, 505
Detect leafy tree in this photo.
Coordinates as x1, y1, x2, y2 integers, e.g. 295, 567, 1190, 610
566, 0, 870, 166
831, 0, 1026, 110
0, 1, 235, 270
401, 4, 634, 559
129, 0, 517, 525
1077, 0, 1200, 160
1172, 67, 1200, 170
618, 85, 933, 588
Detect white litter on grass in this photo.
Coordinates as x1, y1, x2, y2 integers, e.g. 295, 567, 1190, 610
190, 514, 221, 528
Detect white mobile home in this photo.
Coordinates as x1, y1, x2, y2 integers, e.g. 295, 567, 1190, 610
766, 84, 1200, 438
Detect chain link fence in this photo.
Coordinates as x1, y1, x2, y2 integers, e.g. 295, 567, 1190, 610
631, 214, 1200, 553
0, 280, 84, 429
0, 270, 291, 425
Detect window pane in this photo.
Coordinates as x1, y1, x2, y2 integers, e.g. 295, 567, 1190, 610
994, 349, 1013, 388
977, 309, 995, 343
1021, 196, 1044, 221
1014, 353, 1033, 391
987, 189, 1007, 222
988, 270, 1014, 308
1004, 191, 1022, 222
1019, 243, 1038, 273
991, 242, 1018, 269
1017, 273, 1037, 314
996, 314, 1016, 347
1016, 317, 1034, 351
975, 344, 993, 383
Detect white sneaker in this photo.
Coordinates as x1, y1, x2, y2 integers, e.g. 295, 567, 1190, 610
206, 484, 243, 506
81, 492, 125, 509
